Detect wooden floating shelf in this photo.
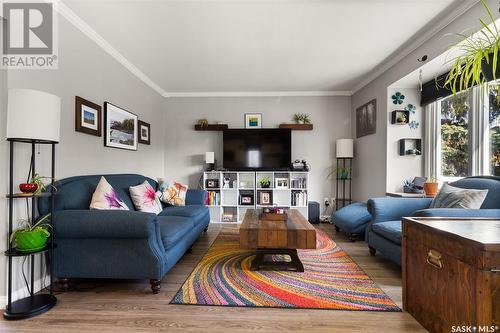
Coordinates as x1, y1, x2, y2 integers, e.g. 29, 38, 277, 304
194, 124, 228, 131
279, 123, 313, 130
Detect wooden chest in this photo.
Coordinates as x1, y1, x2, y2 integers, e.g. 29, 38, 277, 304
402, 217, 500, 333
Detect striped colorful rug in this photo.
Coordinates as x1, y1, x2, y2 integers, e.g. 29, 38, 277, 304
171, 229, 400, 311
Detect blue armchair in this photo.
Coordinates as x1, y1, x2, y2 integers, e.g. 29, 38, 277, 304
366, 176, 500, 266
39, 174, 209, 293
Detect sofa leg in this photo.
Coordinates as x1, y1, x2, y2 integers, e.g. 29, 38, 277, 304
334, 226, 340, 232
59, 278, 70, 291
150, 279, 161, 294
369, 246, 376, 256
204, 227, 208, 232
186, 247, 193, 254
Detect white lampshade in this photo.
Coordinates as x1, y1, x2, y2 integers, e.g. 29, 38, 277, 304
6, 89, 61, 142
205, 151, 215, 164
336, 139, 354, 158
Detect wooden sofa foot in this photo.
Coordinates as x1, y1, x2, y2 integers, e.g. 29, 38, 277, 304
186, 247, 193, 254
150, 279, 161, 294
59, 278, 70, 291
369, 246, 376, 256
204, 227, 208, 232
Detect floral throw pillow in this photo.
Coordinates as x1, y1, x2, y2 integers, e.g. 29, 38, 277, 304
129, 181, 162, 214
90, 177, 129, 210
159, 181, 188, 206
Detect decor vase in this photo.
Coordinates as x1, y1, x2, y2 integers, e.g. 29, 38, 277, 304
19, 183, 38, 194
15, 230, 48, 252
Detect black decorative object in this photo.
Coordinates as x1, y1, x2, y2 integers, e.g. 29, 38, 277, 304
335, 158, 352, 210
399, 138, 422, 156
4, 139, 57, 320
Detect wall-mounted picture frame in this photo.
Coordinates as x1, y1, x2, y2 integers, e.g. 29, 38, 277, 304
104, 102, 138, 151
75, 96, 102, 137
138, 120, 151, 145
356, 99, 376, 138
245, 113, 262, 129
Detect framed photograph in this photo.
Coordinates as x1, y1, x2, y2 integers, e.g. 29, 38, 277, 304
75, 96, 101, 137
138, 120, 151, 145
240, 194, 254, 205
104, 102, 138, 151
222, 213, 234, 222
275, 177, 289, 189
245, 113, 262, 129
259, 191, 272, 205
356, 99, 377, 138
205, 179, 219, 189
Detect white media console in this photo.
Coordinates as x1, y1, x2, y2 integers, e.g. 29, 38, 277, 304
203, 171, 309, 223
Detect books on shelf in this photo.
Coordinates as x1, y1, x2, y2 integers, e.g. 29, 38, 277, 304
206, 191, 220, 206
291, 190, 307, 207
290, 178, 307, 189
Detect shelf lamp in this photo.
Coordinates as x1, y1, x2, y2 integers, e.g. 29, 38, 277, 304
6, 89, 61, 142
205, 151, 216, 171
336, 139, 354, 158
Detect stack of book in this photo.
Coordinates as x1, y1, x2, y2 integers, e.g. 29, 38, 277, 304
290, 178, 307, 189
206, 191, 220, 205
291, 190, 307, 207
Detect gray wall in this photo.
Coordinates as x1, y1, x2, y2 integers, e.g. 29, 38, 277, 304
164, 96, 351, 209
2, 14, 165, 303
351, 0, 500, 201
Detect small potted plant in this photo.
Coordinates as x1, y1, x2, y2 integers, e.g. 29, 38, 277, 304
10, 214, 52, 252
423, 176, 439, 197
19, 173, 54, 195
327, 166, 349, 180
197, 118, 209, 128
259, 177, 271, 188
292, 113, 311, 124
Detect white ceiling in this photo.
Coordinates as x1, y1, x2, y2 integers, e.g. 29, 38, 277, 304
61, 0, 460, 96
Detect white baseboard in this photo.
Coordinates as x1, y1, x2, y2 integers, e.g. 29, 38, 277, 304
1, 277, 46, 308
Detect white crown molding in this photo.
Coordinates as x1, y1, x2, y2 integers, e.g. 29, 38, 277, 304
54, 2, 168, 97
164, 91, 352, 98
350, 0, 479, 94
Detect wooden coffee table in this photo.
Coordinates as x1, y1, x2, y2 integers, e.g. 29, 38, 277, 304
239, 209, 316, 272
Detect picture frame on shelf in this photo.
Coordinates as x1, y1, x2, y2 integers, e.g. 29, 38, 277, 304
259, 191, 272, 205
244, 113, 262, 129
356, 99, 376, 138
75, 96, 102, 137
222, 213, 234, 222
275, 177, 289, 189
138, 120, 151, 145
240, 194, 254, 205
104, 102, 138, 151
205, 179, 219, 189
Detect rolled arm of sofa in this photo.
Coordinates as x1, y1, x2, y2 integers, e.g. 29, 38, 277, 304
186, 189, 207, 205
413, 208, 500, 218
54, 210, 158, 239
367, 197, 433, 224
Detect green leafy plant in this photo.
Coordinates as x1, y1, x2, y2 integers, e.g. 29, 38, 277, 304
29, 173, 55, 195
292, 113, 303, 124
292, 113, 311, 124
445, 0, 500, 99
302, 114, 311, 124
327, 166, 349, 180
197, 118, 209, 127
10, 214, 52, 243
259, 177, 271, 188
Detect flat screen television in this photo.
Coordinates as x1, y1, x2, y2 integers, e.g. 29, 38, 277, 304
223, 129, 291, 171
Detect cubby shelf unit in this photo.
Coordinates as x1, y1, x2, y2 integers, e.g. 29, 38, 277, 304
203, 171, 309, 223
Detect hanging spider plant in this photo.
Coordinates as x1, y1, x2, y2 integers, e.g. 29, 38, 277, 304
445, 0, 500, 100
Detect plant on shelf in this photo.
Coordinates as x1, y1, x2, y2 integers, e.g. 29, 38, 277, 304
444, 0, 500, 101
10, 214, 52, 253
259, 177, 271, 188
292, 113, 311, 124
197, 118, 209, 127
423, 175, 439, 197
19, 173, 55, 195
327, 166, 349, 180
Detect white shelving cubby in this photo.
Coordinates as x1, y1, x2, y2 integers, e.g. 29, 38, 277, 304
203, 171, 309, 224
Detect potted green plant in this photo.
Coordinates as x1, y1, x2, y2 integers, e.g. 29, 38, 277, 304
10, 214, 52, 252
423, 175, 439, 197
259, 177, 271, 188
445, 0, 500, 98
197, 118, 209, 128
292, 113, 311, 124
327, 166, 349, 180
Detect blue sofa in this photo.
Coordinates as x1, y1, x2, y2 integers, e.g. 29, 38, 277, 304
366, 176, 500, 266
38, 174, 209, 293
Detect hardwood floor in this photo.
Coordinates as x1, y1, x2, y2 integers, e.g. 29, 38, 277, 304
0, 224, 426, 333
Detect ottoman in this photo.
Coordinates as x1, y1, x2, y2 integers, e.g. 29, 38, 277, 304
331, 202, 371, 241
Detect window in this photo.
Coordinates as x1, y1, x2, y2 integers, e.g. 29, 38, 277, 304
440, 93, 471, 177
488, 85, 500, 176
